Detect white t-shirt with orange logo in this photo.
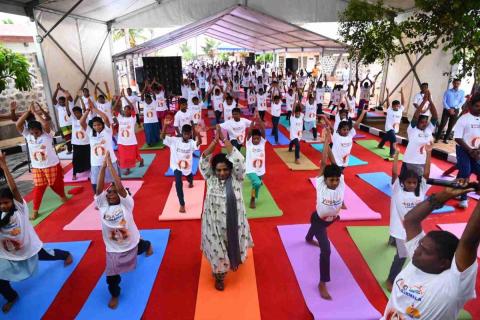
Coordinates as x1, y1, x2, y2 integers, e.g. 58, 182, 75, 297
246, 137, 266, 176
212, 95, 224, 112
404, 123, 435, 164
289, 113, 304, 140
56, 103, 72, 127
189, 102, 203, 124
315, 175, 345, 221
155, 92, 167, 112
385, 105, 404, 133
88, 126, 117, 166
71, 117, 89, 145
257, 93, 267, 111
223, 100, 237, 121
142, 101, 159, 124
332, 130, 356, 167
382, 233, 478, 320
23, 129, 60, 169
304, 101, 317, 123
163, 136, 198, 176
453, 113, 480, 149
117, 115, 137, 146
220, 118, 252, 145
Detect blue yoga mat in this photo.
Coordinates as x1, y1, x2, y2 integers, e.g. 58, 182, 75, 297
265, 128, 290, 146
3, 240, 90, 320
279, 115, 290, 129
76, 229, 170, 320
165, 150, 200, 176
311, 144, 368, 166
357, 172, 455, 214
123, 154, 156, 179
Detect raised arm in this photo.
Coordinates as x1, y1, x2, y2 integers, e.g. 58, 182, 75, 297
423, 144, 432, 179
16, 103, 32, 134
94, 83, 99, 101
160, 118, 172, 141
91, 103, 110, 127
353, 109, 367, 130
392, 148, 399, 184
104, 81, 111, 100
400, 87, 405, 106
10, 101, 18, 122
52, 83, 61, 105
33, 105, 51, 134
428, 94, 438, 122
79, 109, 90, 130
319, 129, 331, 176
385, 88, 391, 107
202, 130, 219, 158
64, 91, 72, 117
412, 96, 425, 124
106, 152, 126, 197
0, 152, 22, 202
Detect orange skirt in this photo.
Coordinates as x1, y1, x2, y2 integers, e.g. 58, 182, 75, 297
118, 145, 141, 169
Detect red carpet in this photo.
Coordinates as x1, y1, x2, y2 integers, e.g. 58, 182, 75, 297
29, 109, 480, 319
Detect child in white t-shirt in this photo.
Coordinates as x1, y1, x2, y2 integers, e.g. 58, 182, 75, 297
53, 83, 73, 154
305, 132, 345, 300
189, 96, 203, 127
329, 85, 342, 112
71, 105, 91, 180
378, 87, 405, 158
141, 93, 161, 146
314, 81, 325, 117
95, 152, 153, 309
304, 94, 319, 140
223, 95, 237, 122
289, 104, 304, 164
270, 95, 283, 144
386, 145, 431, 292
174, 98, 193, 136
247, 86, 256, 115
256, 88, 268, 122
285, 88, 296, 122
161, 121, 201, 213
245, 116, 266, 209
211, 88, 224, 125
0, 153, 72, 313
219, 108, 252, 151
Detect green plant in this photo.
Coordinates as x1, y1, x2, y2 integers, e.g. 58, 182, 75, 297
255, 53, 273, 64
112, 28, 147, 48
218, 52, 231, 62
201, 38, 218, 60
0, 45, 32, 92
179, 42, 195, 62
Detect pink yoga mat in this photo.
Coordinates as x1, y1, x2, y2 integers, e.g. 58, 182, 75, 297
438, 223, 480, 258
63, 181, 143, 231
64, 169, 90, 183
159, 180, 205, 221
278, 224, 382, 320
309, 178, 381, 221
429, 165, 479, 200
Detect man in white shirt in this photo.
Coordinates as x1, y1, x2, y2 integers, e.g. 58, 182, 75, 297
413, 82, 432, 117
453, 93, 480, 208
382, 182, 479, 320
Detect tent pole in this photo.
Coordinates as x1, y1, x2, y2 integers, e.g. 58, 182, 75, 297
38, 0, 84, 42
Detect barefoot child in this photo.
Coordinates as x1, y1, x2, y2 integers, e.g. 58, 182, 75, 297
245, 117, 266, 208
256, 88, 268, 122
71, 103, 91, 180
161, 120, 201, 213
141, 93, 161, 146
95, 152, 153, 309
305, 132, 343, 300
285, 87, 296, 122
304, 94, 319, 140
219, 108, 252, 151
174, 98, 193, 136
378, 87, 405, 158
16, 103, 68, 220
386, 145, 431, 291
270, 95, 282, 144
223, 95, 237, 122
289, 104, 304, 164
0, 153, 72, 313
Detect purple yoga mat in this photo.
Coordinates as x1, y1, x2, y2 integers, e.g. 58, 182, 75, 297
278, 224, 382, 320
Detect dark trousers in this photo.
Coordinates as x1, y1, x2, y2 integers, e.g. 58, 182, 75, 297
316, 103, 324, 115
436, 108, 459, 141
259, 111, 266, 122
136, 113, 141, 125
311, 127, 318, 139
288, 138, 300, 160
305, 212, 334, 282
272, 116, 280, 142
286, 111, 292, 122
243, 87, 248, 99
387, 240, 407, 282
456, 145, 480, 200
174, 169, 193, 206
378, 129, 397, 156
0, 248, 70, 302
107, 239, 151, 297
214, 110, 222, 124
231, 140, 242, 151
200, 88, 206, 100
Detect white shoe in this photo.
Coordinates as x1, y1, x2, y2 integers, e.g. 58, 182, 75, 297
459, 200, 468, 209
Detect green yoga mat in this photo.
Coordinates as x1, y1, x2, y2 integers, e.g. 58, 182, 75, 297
140, 141, 164, 150
28, 186, 76, 226
348, 226, 472, 320
243, 182, 283, 219
221, 147, 246, 157
279, 115, 290, 129
122, 153, 156, 179
356, 140, 403, 161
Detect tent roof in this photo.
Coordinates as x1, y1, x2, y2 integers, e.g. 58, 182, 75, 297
112, 5, 345, 60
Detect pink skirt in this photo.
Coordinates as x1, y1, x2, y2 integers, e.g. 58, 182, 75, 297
105, 246, 138, 276
118, 145, 141, 169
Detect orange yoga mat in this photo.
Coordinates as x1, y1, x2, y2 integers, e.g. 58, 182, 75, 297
158, 180, 205, 221
194, 249, 260, 320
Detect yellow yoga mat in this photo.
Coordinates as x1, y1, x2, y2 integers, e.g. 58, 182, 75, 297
194, 249, 261, 320
274, 148, 319, 171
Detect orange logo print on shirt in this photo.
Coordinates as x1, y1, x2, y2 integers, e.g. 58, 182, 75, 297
147, 110, 154, 118
385, 308, 406, 320
178, 159, 191, 170
194, 113, 201, 120
2, 238, 22, 252
405, 305, 421, 319
121, 128, 130, 138
297, 130, 303, 138
94, 144, 106, 157
253, 159, 263, 168
470, 137, 480, 148
76, 130, 85, 140
342, 154, 349, 164
33, 150, 47, 162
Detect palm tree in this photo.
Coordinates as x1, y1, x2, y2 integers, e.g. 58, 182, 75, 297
112, 29, 147, 48
201, 38, 219, 60
179, 42, 194, 62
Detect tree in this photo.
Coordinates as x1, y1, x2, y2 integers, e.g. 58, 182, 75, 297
179, 42, 195, 62
112, 28, 147, 48
255, 53, 274, 64
402, 0, 480, 90
201, 38, 218, 60
0, 45, 32, 93
338, 0, 404, 95
218, 52, 231, 62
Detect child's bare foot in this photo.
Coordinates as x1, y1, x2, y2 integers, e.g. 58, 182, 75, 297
188, 182, 194, 188
179, 205, 186, 213
249, 197, 256, 209
305, 238, 319, 247
124, 168, 131, 175
318, 282, 332, 300
295, 159, 300, 164
64, 254, 73, 266
2, 297, 17, 313
139, 159, 144, 167
30, 211, 39, 220
146, 245, 154, 257
108, 296, 119, 309
72, 175, 77, 181
385, 279, 393, 292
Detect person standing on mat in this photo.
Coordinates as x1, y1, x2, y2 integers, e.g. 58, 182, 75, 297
71, 100, 91, 181
453, 93, 480, 209
435, 78, 465, 143
0, 152, 72, 313
174, 98, 193, 137
378, 87, 405, 158
285, 87, 296, 123
141, 93, 161, 147
305, 131, 344, 300
223, 95, 237, 122
210, 88, 224, 125
402, 90, 438, 176
386, 145, 432, 292
270, 95, 282, 144
80, 101, 120, 194
256, 88, 268, 122
289, 104, 304, 164
16, 103, 68, 220
218, 108, 252, 152
161, 120, 201, 213
382, 179, 479, 320
199, 128, 253, 291
95, 152, 153, 309
304, 94, 319, 141
53, 83, 74, 155
245, 114, 266, 209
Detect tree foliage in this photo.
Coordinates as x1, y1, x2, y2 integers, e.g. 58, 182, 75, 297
201, 38, 219, 60
0, 45, 32, 93
112, 28, 147, 48
255, 53, 274, 64
179, 42, 195, 62
218, 52, 231, 62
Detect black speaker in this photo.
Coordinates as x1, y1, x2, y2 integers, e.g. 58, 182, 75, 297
286, 58, 298, 73
142, 57, 182, 96
134, 67, 144, 85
